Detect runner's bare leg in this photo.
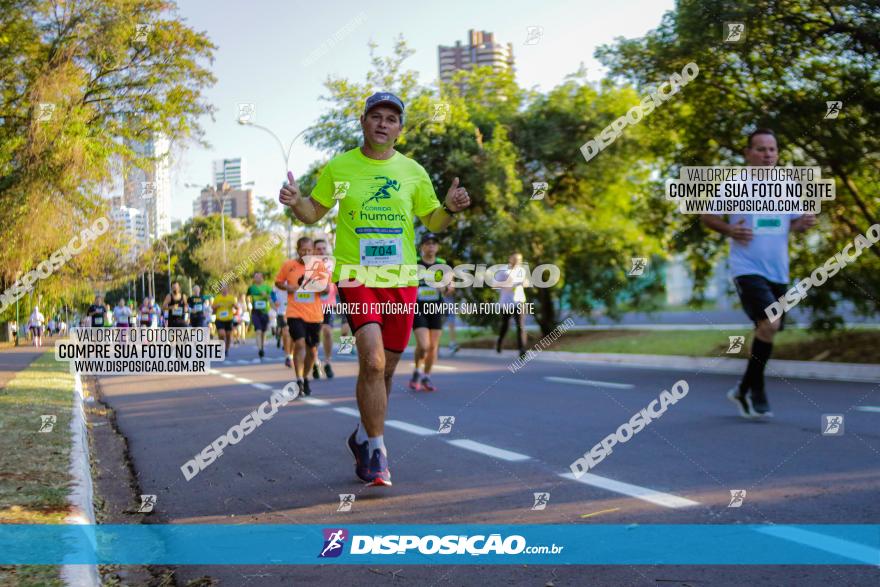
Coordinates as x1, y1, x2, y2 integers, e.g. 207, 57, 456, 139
413, 327, 429, 371
355, 323, 402, 436
423, 329, 442, 375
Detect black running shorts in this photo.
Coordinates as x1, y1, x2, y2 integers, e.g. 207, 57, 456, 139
288, 317, 321, 347
734, 274, 789, 330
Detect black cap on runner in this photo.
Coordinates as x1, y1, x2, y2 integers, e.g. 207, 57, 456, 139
420, 232, 440, 245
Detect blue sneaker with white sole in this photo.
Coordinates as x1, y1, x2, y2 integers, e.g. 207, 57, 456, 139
364, 448, 392, 487
347, 430, 370, 483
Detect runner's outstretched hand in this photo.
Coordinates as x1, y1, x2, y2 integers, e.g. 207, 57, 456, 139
445, 177, 471, 212
279, 171, 301, 207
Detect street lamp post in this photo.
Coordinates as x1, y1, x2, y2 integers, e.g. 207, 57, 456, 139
238, 120, 319, 258
153, 235, 172, 293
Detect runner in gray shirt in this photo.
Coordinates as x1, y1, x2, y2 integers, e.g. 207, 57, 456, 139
701, 128, 816, 418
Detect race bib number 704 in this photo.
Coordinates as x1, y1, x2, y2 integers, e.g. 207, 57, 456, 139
360, 238, 403, 266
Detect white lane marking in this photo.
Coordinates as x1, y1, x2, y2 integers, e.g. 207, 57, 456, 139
385, 420, 437, 436
333, 407, 361, 417
301, 397, 331, 407
219, 373, 235, 380
854, 406, 880, 413
234, 377, 253, 385
236, 360, 247, 364
446, 439, 531, 462
251, 383, 272, 391
559, 472, 699, 509
431, 365, 457, 371
755, 526, 880, 565
545, 376, 634, 390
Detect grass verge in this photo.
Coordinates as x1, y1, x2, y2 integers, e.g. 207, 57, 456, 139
462, 327, 880, 363
0, 351, 74, 587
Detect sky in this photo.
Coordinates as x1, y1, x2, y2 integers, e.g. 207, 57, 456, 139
168, 0, 675, 223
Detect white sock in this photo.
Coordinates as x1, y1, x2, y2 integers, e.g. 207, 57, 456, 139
356, 422, 368, 444
367, 435, 386, 455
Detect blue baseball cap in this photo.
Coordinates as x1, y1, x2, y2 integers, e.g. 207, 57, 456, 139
364, 92, 405, 117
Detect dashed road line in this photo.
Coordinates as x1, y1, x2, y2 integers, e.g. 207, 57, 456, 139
545, 376, 635, 389
446, 439, 531, 462
210, 366, 699, 509
333, 406, 361, 417
385, 420, 437, 436
558, 472, 699, 508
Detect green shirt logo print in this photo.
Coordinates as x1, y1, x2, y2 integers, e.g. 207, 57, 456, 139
364, 176, 400, 206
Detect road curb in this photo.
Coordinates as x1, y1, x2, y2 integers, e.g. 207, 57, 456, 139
61, 373, 100, 587
456, 349, 880, 383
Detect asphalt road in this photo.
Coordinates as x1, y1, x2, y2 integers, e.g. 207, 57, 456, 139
94, 338, 880, 586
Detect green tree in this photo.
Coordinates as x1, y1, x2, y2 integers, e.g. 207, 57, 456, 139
597, 0, 880, 326
0, 0, 216, 307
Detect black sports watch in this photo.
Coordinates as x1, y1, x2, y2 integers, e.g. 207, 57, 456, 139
441, 201, 459, 215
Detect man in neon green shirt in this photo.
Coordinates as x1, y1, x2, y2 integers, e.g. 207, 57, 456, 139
279, 92, 471, 486
247, 272, 273, 360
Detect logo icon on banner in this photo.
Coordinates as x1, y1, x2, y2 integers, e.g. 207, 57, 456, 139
134, 23, 153, 43
524, 25, 544, 45
301, 256, 332, 293
141, 181, 156, 200
531, 182, 548, 201
237, 102, 256, 124
39, 415, 57, 432
821, 414, 844, 435
319, 528, 348, 558
629, 257, 647, 276
727, 336, 745, 354
723, 22, 746, 43
37, 103, 56, 122
432, 103, 450, 122
438, 416, 455, 434
333, 181, 350, 200
338, 336, 355, 355
532, 492, 550, 510
138, 494, 157, 513
728, 489, 746, 508
824, 101, 842, 119
337, 494, 355, 512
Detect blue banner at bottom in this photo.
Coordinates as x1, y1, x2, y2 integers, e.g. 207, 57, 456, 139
1, 525, 878, 565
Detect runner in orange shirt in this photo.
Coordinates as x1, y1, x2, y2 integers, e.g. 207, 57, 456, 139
275, 236, 326, 397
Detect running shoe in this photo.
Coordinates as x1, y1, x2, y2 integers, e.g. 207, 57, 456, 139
495, 339, 502, 354
347, 430, 370, 483
449, 342, 460, 355
284, 356, 292, 368
324, 363, 334, 379
302, 379, 312, 397
313, 362, 322, 379
258, 349, 264, 359
748, 387, 774, 418
408, 370, 421, 391
421, 376, 437, 392
727, 386, 753, 419
364, 449, 392, 487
